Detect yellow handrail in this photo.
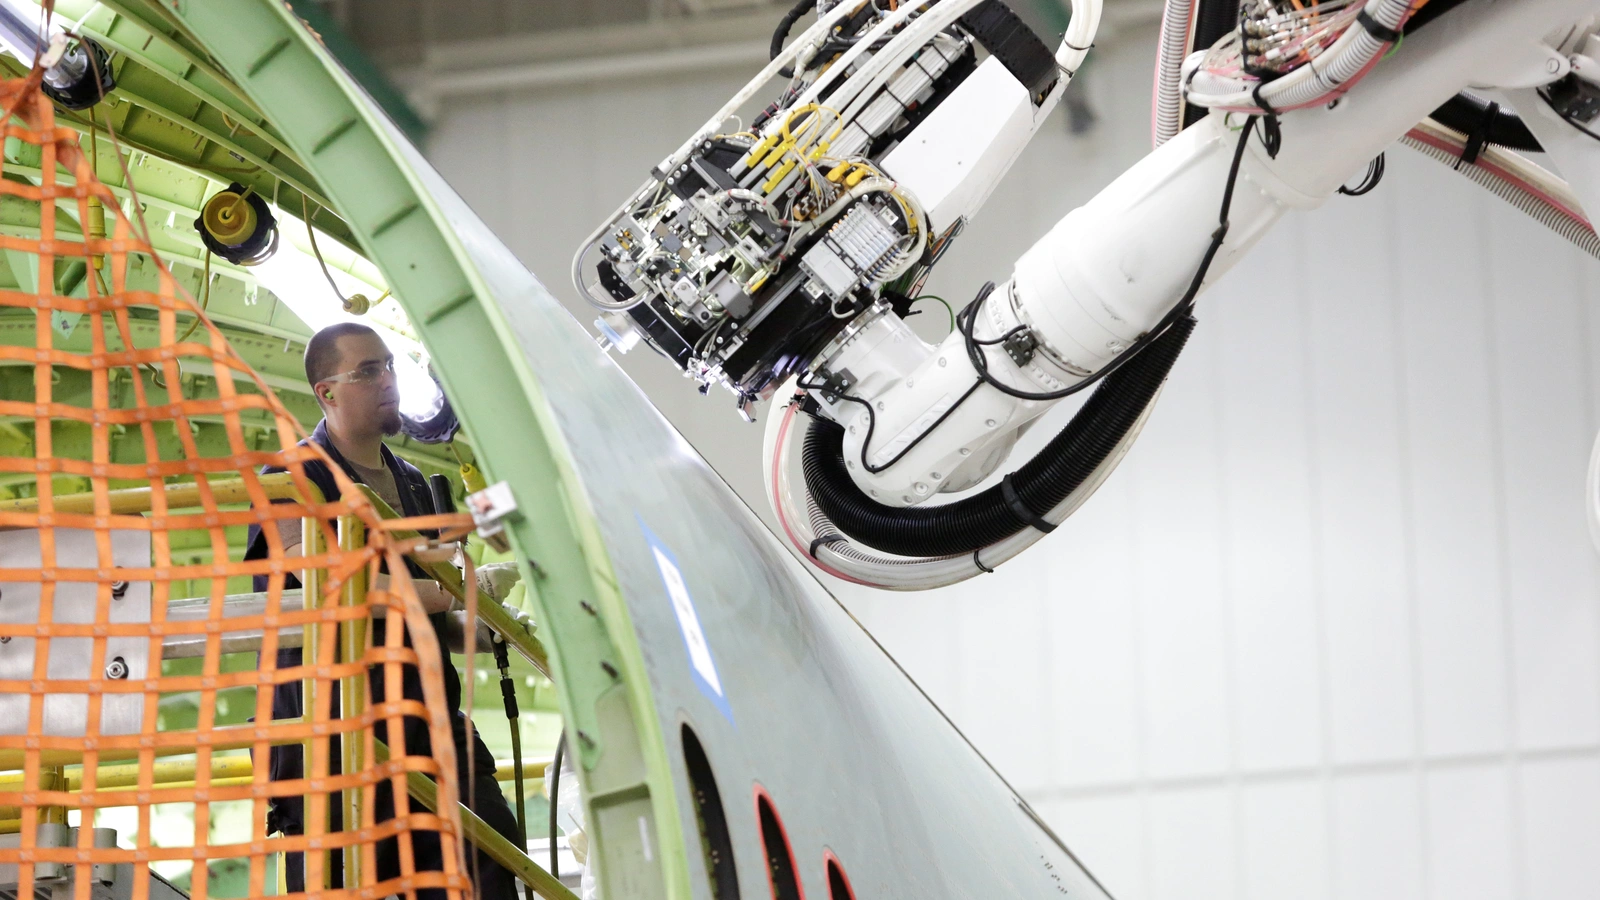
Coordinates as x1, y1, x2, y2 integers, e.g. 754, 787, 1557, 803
0, 719, 304, 770
0, 471, 305, 515
0, 754, 547, 793
0, 754, 255, 792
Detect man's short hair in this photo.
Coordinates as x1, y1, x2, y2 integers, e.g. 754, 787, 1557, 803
304, 322, 380, 389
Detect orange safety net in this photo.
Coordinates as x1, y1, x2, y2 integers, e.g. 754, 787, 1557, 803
0, 73, 475, 898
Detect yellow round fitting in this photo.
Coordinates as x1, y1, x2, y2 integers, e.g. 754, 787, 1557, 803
200, 190, 257, 245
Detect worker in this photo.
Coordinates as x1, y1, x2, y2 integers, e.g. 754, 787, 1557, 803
243, 322, 522, 899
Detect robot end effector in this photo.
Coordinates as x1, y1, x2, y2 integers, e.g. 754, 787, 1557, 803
580, 0, 1600, 588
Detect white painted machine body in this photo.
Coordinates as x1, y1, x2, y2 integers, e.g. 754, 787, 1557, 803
586, 0, 1600, 588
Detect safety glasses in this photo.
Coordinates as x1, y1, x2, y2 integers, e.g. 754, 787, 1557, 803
323, 357, 395, 385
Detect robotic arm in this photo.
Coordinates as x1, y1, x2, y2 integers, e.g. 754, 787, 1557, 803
578, 0, 1600, 589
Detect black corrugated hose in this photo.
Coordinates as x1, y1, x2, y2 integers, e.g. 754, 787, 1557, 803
771, 0, 819, 78
801, 314, 1196, 558
770, 0, 816, 60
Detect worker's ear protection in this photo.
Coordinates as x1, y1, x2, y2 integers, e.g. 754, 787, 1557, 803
324, 390, 333, 400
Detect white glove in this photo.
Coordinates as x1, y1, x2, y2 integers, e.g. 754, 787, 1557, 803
502, 603, 536, 634
475, 562, 523, 602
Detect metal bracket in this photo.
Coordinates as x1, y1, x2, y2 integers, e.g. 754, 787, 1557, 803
815, 367, 856, 404
466, 480, 520, 553
1002, 327, 1038, 367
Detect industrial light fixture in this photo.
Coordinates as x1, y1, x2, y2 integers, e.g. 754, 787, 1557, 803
0, 0, 115, 109
196, 183, 279, 266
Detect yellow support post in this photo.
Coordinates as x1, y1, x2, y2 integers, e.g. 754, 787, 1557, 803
38, 766, 66, 826
300, 514, 332, 891
336, 513, 368, 889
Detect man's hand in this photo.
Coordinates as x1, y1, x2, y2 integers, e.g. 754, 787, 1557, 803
439, 563, 525, 653
474, 562, 522, 602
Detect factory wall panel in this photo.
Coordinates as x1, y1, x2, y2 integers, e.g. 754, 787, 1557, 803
423, 26, 1600, 900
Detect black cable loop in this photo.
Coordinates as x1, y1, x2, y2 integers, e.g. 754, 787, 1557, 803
1250, 84, 1282, 158
795, 374, 985, 476
973, 550, 996, 573
801, 314, 1198, 558
1337, 152, 1386, 196
770, 0, 818, 78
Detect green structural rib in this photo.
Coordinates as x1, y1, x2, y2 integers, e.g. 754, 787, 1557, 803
155, 2, 690, 897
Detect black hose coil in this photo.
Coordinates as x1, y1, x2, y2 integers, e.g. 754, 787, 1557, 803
802, 315, 1197, 558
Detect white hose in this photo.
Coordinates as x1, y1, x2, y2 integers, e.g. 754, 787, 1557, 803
1402, 119, 1600, 260
1055, 0, 1103, 89
1266, 0, 1406, 109
1152, 0, 1196, 147
571, 176, 656, 311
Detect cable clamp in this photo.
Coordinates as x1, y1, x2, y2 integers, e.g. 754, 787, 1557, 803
465, 481, 519, 554
1001, 474, 1056, 534
973, 550, 996, 574
1456, 100, 1499, 169
1250, 88, 1283, 158
809, 534, 846, 559
1355, 10, 1403, 44
1002, 327, 1039, 367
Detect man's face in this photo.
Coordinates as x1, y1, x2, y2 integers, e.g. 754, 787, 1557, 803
317, 332, 402, 437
